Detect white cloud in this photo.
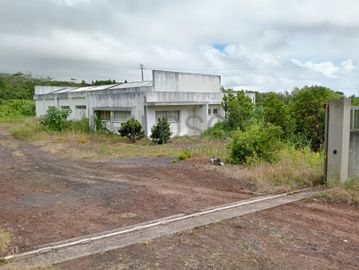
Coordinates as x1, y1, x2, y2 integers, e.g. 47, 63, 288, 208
341, 59, 355, 73
0, 0, 359, 94
291, 59, 339, 78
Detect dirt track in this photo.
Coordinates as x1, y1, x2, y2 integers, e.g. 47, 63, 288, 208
60, 201, 359, 270
0, 124, 253, 252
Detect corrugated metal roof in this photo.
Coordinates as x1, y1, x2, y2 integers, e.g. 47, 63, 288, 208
39, 81, 153, 95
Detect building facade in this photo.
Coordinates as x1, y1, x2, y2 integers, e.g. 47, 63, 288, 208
34, 70, 231, 136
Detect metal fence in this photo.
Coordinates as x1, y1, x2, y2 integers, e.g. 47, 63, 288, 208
351, 106, 359, 131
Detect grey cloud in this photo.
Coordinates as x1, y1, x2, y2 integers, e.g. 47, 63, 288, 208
0, 0, 358, 95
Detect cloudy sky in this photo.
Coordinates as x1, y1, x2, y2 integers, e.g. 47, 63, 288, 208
0, 0, 358, 95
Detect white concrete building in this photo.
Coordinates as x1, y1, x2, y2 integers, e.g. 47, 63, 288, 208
34, 70, 255, 136
35, 70, 225, 136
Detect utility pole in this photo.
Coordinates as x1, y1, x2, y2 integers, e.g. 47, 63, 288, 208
139, 64, 144, 82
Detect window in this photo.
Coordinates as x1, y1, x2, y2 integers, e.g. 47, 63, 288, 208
48, 106, 56, 110
155, 111, 180, 122
75, 105, 86, 109
97, 111, 110, 121
61, 106, 70, 110
208, 108, 212, 115
213, 108, 218, 115
114, 111, 131, 122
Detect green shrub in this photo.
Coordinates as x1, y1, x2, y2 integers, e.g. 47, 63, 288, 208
118, 118, 144, 143
202, 122, 229, 140
39, 107, 71, 131
0, 99, 35, 121
150, 117, 172, 144
227, 123, 283, 164
178, 149, 192, 160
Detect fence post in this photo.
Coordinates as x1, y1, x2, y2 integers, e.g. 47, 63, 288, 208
325, 98, 351, 183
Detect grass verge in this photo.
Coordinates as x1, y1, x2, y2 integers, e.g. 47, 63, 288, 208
314, 178, 359, 205
9, 118, 226, 160
0, 228, 11, 257
210, 146, 323, 193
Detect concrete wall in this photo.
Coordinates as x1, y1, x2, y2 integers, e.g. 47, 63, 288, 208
349, 133, 359, 177
153, 70, 220, 93
34, 70, 224, 137
326, 98, 352, 183
146, 105, 208, 136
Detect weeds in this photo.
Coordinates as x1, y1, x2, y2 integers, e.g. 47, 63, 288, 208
216, 146, 323, 193
178, 149, 192, 160
314, 178, 359, 205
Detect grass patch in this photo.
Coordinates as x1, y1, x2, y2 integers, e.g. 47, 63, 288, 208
216, 146, 323, 193
314, 178, 359, 205
9, 119, 227, 160
0, 228, 11, 256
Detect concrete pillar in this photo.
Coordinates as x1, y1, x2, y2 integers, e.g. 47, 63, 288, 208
326, 98, 351, 183
204, 103, 209, 130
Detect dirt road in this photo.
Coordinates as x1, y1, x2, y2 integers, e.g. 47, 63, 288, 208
59, 201, 359, 270
0, 124, 253, 252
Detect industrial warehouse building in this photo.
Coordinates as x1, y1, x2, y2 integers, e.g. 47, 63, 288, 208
34, 70, 254, 136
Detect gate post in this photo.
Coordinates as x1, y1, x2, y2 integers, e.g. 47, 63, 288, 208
325, 98, 351, 183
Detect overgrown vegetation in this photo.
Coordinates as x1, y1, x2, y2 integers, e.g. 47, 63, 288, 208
150, 117, 172, 144
289, 86, 341, 151
0, 99, 35, 121
118, 119, 144, 143
314, 178, 359, 205
178, 149, 192, 160
204, 86, 343, 165
227, 123, 283, 164
39, 107, 72, 131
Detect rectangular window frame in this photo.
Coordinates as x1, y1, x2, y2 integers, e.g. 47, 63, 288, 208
155, 110, 180, 123
113, 111, 131, 122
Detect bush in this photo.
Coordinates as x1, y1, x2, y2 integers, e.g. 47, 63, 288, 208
150, 117, 172, 144
178, 149, 192, 160
202, 122, 230, 140
39, 107, 71, 131
118, 118, 144, 143
227, 123, 283, 164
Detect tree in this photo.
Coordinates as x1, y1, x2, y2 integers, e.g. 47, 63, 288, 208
259, 92, 295, 138
290, 85, 341, 151
150, 117, 172, 144
118, 119, 144, 143
222, 91, 254, 130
